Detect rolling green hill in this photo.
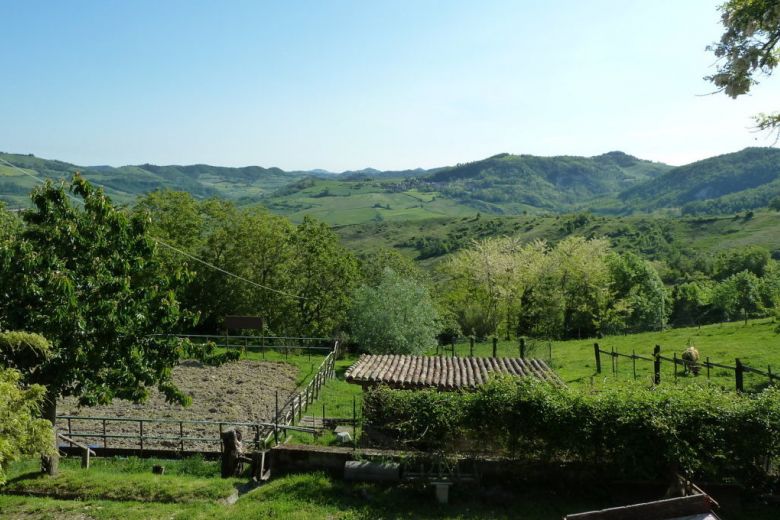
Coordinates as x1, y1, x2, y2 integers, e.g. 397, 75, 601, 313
3, 147, 780, 224
257, 151, 673, 223
619, 147, 780, 215
423, 151, 671, 212
0, 152, 321, 208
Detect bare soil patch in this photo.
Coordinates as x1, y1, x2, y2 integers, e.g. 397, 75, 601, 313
57, 360, 298, 451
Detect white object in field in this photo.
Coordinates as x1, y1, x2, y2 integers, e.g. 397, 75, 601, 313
336, 431, 352, 444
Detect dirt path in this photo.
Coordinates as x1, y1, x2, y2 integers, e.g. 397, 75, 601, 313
57, 360, 298, 451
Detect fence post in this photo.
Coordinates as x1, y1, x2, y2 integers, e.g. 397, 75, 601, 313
102, 419, 107, 449
520, 337, 526, 359
610, 347, 615, 375
67, 418, 73, 448
735, 358, 744, 392
632, 349, 637, 380
180, 421, 184, 453
469, 337, 474, 357
673, 353, 678, 381
614, 348, 618, 376
492, 337, 497, 358
653, 345, 661, 385
706, 356, 711, 380
594, 343, 601, 374
274, 391, 279, 445
81, 447, 90, 469
352, 396, 357, 450
140, 420, 145, 453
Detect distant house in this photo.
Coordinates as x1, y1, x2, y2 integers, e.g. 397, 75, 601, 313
345, 354, 562, 391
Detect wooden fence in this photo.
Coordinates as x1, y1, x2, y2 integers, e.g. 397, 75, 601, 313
56, 340, 341, 454
56, 415, 316, 454
157, 334, 333, 360
268, 341, 340, 445
593, 343, 780, 391
437, 336, 550, 361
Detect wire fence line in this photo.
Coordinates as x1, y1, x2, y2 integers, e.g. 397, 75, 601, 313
593, 343, 779, 391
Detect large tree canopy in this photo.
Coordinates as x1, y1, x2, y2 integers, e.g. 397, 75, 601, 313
708, 0, 780, 134
135, 191, 359, 337
0, 177, 192, 418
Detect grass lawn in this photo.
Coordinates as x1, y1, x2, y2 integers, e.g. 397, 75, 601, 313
2, 456, 241, 504
457, 318, 780, 392
287, 356, 364, 446
2, 460, 777, 520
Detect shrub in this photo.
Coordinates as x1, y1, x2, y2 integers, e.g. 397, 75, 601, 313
0, 368, 54, 484
363, 378, 780, 489
348, 268, 439, 354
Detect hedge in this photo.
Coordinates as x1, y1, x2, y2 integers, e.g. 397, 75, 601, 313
363, 378, 780, 489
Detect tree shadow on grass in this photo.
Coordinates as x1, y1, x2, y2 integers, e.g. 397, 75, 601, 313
4, 470, 47, 486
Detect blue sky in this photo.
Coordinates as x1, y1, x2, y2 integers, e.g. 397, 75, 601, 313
1, 0, 777, 171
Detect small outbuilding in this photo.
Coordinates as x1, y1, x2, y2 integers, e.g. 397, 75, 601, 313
345, 354, 562, 391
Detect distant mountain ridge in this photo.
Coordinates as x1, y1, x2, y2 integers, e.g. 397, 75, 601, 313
1, 147, 779, 221
619, 147, 780, 214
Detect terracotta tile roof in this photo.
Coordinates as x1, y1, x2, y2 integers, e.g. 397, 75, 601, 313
345, 355, 563, 390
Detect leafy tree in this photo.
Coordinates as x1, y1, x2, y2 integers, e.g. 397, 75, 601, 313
714, 245, 771, 279
0, 203, 21, 242
358, 248, 427, 287
134, 189, 208, 251
0, 177, 191, 474
288, 216, 359, 337
707, 0, 780, 135
671, 281, 716, 327
0, 367, 54, 484
770, 196, 780, 211
187, 207, 296, 333
607, 252, 669, 333
445, 236, 612, 340
712, 270, 763, 323
349, 268, 439, 354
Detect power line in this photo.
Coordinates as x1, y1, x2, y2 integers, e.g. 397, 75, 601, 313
155, 240, 303, 299
0, 157, 305, 300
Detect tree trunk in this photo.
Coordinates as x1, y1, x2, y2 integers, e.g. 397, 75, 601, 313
40, 389, 59, 476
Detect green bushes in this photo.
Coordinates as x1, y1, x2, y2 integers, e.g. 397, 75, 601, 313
0, 368, 54, 484
363, 379, 780, 488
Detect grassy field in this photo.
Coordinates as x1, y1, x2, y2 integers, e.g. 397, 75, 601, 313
263, 178, 477, 225
2, 456, 776, 520
460, 318, 780, 392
